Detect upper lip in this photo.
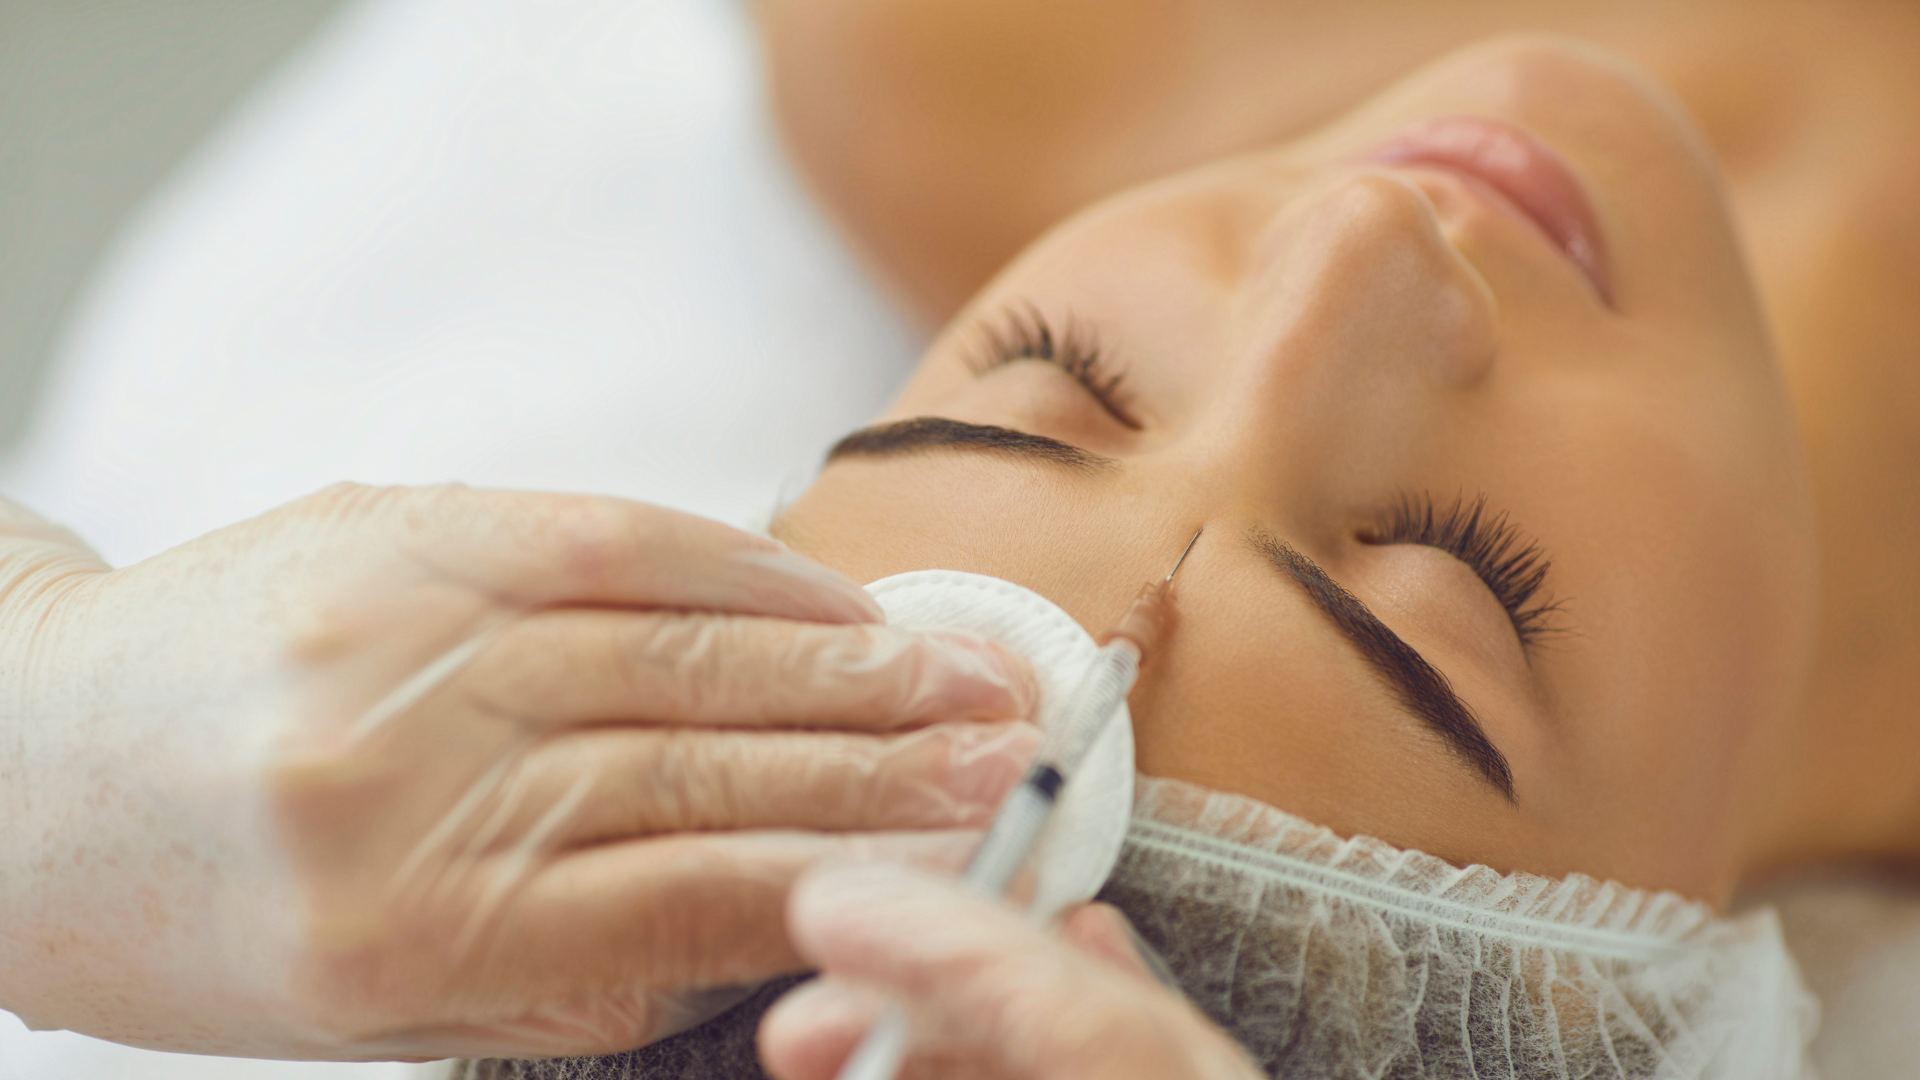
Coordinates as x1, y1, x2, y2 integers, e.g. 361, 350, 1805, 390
1364, 115, 1612, 303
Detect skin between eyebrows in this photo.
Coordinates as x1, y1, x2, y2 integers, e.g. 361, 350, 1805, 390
821, 415, 1519, 801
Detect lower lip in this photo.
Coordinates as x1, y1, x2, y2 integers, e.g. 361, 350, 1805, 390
1364, 115, 1612, 303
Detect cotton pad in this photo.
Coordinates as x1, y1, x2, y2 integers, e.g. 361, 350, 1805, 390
866, 569, 1135, 920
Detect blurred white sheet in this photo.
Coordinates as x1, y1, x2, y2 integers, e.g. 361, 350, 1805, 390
0, 0, 917, 569
1753, 875, 1920, 1080
0, 0, 913, 1075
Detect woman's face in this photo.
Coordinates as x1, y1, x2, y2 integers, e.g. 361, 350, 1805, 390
773, 37, 1817, 903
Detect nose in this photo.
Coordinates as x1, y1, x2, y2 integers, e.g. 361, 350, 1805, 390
1162, 173, 1500, 519
1228, 175, 1497, 403
1238, 172, 1501, 395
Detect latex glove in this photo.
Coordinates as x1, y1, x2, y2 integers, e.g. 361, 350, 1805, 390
760, 862, 1262, 1080
0, 484, 1037, 1061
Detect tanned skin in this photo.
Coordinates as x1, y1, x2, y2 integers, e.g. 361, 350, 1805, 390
757, 1, 1920, 899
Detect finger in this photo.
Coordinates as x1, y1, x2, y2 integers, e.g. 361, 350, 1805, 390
759, 978, 889, 1080
1058, 904, 1169, 988
781, 860, 1057, 1006
408, 832, 983, 1056
467, 608, 1038, 730
767, 863, 1262, 1080
759, 981, 1021, 1080
507, 722, 1039, 845
341, 484, 882, 623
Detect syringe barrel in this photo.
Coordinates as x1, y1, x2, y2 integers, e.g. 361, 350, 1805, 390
1039, 639, 1140, 774
830, 622, 1154, 1080
961, 639, 1139, 898
961, 776, 1057, 895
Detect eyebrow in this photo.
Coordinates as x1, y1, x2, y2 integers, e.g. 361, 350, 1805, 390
822, 415, 1516, 800
827, 417, 1117, 471
1251, 530, 1517, 801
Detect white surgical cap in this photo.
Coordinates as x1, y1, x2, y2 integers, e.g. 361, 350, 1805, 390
1107, 775, 1819, 1079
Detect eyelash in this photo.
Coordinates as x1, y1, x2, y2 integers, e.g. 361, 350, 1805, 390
969, 312, 1555, 645
969, 305, 1141, 429
1364, 492, 1564, 648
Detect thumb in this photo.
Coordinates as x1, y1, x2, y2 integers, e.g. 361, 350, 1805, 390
1057, 903, 1180, 991
762, 862, 1259, 1080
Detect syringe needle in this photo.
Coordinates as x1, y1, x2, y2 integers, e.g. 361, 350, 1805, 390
1165, 527, 1203, 581
1099, 527, 1202, 659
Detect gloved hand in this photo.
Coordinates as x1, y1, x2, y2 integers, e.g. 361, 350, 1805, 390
760, 862, 1263, 1080
0, 484, 1038, 1061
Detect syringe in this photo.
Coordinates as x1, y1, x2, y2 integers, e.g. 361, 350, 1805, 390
831, 528, 1202, 1080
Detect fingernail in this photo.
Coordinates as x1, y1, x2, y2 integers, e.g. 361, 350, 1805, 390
943, 722, 1041, 819
985, 640, 1042, 719
916, 633, 1040, 722
769, 977, 882, 1037
731, 548, 885, 623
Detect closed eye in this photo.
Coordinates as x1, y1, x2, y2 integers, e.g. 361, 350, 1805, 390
1361, 491, 1567, 650
966, 303, 1141, 430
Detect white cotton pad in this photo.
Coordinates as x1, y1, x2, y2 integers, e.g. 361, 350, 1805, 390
866, 570, 1136, 921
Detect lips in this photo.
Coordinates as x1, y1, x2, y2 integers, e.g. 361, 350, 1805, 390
1365, 115, 1611, 303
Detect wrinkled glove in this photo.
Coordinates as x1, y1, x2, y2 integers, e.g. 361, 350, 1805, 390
760, 861, 1263, 1080
0, 484, 1037, 1061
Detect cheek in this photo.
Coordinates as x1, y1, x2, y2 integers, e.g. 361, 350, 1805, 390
1502, 413, 1808, 870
